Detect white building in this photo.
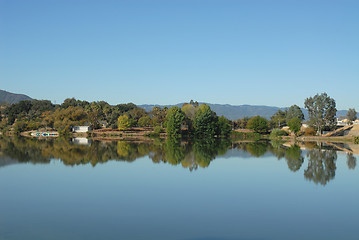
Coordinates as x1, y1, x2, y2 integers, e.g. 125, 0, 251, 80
337, 118, 350, 126
72, 126, 91, 133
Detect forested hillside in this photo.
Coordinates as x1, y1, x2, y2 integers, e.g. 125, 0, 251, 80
0, 90, 32, 104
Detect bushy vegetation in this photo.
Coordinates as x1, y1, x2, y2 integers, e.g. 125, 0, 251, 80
247, 116, 268, 133
354, 136, 359, 144
231, 131, 262, 141
164, 103, 233, 139
287, 117, 302, 136
269, 128, 288, 140
1, 94, 355, 142
0, 98, 144, 135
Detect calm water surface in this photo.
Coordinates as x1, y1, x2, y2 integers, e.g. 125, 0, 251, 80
0, 137, 358, 240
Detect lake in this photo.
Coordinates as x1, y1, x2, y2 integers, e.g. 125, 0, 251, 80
0, 137, 358, 240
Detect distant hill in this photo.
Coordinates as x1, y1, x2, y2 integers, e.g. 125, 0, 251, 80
140, 103, 289, 120
139, 103, 354, 120
0, 90, 32, 104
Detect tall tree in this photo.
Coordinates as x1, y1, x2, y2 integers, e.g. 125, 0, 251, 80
217, 116, 232, 136
346, 108, 357, 122
193, 104, 218, 138
287, 117, 302, 136
270, 110, 287, 129
165, 106, 185, 137
286, 105, 304, 122
304, 93, 337, 135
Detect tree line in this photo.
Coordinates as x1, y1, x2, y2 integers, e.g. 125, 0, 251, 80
0, 93, 357, 137
0, 98, 141, 134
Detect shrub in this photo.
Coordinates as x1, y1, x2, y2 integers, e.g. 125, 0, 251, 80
247, 116, 269, 133
270, 128, 288, 139
302, 127, 316, 136
354, 136, 359, 144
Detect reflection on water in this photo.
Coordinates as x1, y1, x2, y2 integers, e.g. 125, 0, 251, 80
305, 149, 337, 185
0, 136, 357, 186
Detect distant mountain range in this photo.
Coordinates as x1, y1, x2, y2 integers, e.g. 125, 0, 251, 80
0, 90, 32, 104
0, 90, 352, 120
140, 103, 351, 120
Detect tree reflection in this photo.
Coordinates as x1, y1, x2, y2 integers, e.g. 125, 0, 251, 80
0, 136, 231, 171
285, 145, 304, 172
304, 148, 337, 185
0, 136, 355, 181
347, 153, 356, 170
245, 142, 268, 157
269, 140, 286, 160
164, 137, 185, 165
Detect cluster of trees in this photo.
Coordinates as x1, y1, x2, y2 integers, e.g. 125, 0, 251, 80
233, 105, 304, 136
163, 103, 232, 138
0, 98, 143, 134
116, 101, 233, 139
268, 104, 305, 136
237, 93, 356, 136
117, 106, 168, 130
1, 93, 356, 137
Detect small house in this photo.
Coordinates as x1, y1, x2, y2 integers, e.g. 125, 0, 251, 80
72, 126, 92, 133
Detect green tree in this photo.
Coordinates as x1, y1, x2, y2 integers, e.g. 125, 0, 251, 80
287, 117, 302, 136
88, 110, 101, 129
237, 117, 249, 129
286, 105, 304, 122
304, 93, 337, 135
270, 110, 287, 129
125, 108, 147, 126
247, 116, 268, 133
165, 106, 185, 137
217, 116, 231, 136
138, 116, 152, 127
151, 106, 167, 127
193, 104, 218, 138
189, 99, 199, 107
118, 115, 131, 130
181, 103, 197, 120
346, 108, 357, 122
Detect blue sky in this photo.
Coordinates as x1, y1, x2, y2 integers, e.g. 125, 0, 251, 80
1, 0, 358, 110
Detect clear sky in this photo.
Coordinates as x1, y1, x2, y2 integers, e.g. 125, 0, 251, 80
1, 0, 358, 110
